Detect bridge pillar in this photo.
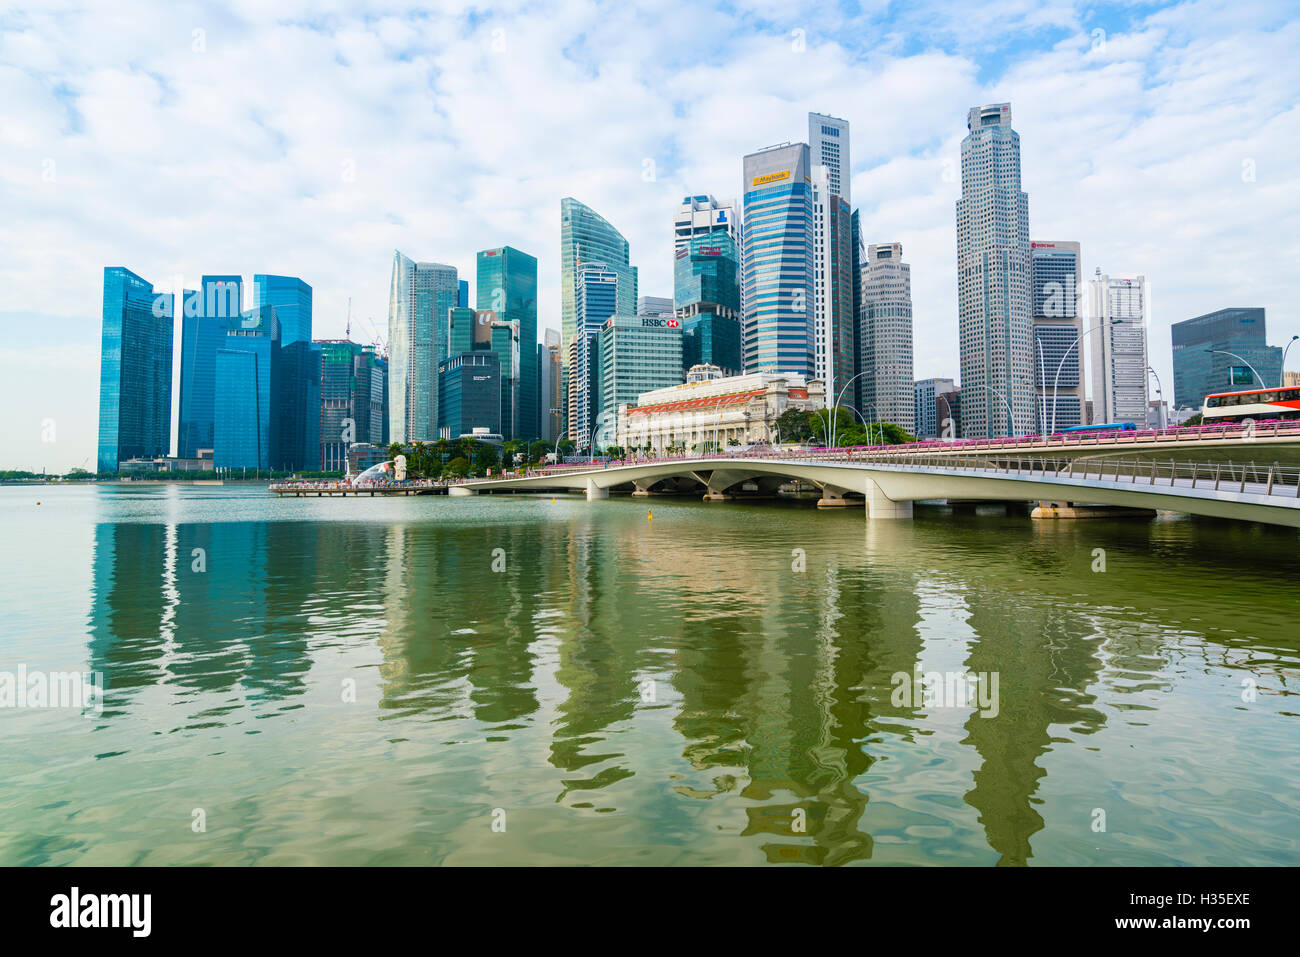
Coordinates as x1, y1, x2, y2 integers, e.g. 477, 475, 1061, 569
866, 478, 912, 520
585, 479, 608, 501
448, 486, 476, 496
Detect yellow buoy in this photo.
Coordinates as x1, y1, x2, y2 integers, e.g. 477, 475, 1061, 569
551, 497, 555, 503
648, 509, 652, 521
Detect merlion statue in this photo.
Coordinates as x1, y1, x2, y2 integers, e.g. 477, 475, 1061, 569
394, 454, 407, 482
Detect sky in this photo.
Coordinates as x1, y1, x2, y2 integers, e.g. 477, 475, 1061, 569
2, 0, 1298, 471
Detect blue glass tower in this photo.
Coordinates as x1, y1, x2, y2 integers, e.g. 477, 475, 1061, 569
254, 274, 317, 469
97, 267, 174, 473
477, 246, 538, 439
675, 228, 742, 376
741, 143, 814, 375
214, 306, 280, 470
178, 275, 242, 458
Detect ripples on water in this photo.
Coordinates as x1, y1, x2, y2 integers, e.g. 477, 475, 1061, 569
0, 484, 1296, 866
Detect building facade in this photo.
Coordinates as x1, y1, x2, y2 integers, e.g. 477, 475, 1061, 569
638, 295, 674, 317
1171, 307, 1281, 409
956, 103, 1035, 437
387, 251, 458, 443
477, 246, 538, 440
598, 314, 684, 447
560, 197, 637, 362
97, 267, 174, 473
178, 275, 242, 459
859, 243, 915, 433
317, 340, 387, 472
254, 274, 317, 469
538, 328, 562, 444
675, 228, 742, 376
811, 166, 854, 405
1030, 241, 1084, 432
913, 377, 956, 439
618, 370, 824, 454
567, 262, 621, 444
742, 142, 814, 377
214, 306, 280, 470
1088, 272, 1150, 424
438, 351, 502, 438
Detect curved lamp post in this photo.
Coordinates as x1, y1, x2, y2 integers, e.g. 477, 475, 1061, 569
1205, 348, 1264, 390
1048, 318, 1121, 435
1279, 335, 1299, 387
827, 370, 870, 449
1146, 366, 1165, 429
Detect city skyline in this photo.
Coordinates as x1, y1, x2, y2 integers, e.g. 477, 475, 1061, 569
5, 0, 1300, 469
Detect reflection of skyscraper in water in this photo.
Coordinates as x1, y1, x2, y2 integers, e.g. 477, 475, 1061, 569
89, 522, 169, 708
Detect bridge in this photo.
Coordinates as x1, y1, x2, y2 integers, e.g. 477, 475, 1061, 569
452, 450, 1300, 528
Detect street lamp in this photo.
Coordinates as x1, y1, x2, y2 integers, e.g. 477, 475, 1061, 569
1205, 348, 1264, 389
1280, 335, 1299, 387
1048, 318, 1122, 435
1146, 367, 1165, 429
976, 382, 1015, 436
827, 370, 870, 449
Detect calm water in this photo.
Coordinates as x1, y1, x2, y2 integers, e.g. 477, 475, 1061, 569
2, 484, 1297, 866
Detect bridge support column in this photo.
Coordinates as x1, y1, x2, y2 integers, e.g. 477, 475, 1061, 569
448, 486, 476, 496
866, 478, 912, 520
585, 479, 608, 501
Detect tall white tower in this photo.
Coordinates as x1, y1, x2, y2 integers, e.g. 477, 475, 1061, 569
956, 103, 1034, 437
1088, 271, 1149, 423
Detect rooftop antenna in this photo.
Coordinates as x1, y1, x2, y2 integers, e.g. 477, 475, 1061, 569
346, 297, 352, 340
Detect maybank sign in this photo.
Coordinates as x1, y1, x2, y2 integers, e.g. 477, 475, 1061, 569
751, 169, 791, 187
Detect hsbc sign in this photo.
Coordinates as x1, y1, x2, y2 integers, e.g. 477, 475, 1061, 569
641, 317, 680, 328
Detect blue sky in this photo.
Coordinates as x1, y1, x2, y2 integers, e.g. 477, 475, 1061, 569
1, 0, 1298, 470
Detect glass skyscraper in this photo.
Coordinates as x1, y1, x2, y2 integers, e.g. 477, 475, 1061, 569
317, 340, 387, 471
214, 306, 280, 470
598, 315, 683, 447
438, 352, 501, 438
477, 246, 538, 440
387, 251, 458, 443
178, 275, 242, 458
859, 243, 915, 433
254, 274, 316, 469
97, 267, 174, 473
1030, 241, 1084, 431
956, 103, 1035, 437
560, 197, 637, 364
675, 228, 742, 376
741, 142, 814, 376
1171, 308, 1281, 410
567, 263, 620, 444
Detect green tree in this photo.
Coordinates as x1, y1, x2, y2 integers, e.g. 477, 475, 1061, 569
446, 456, 470, 478
473, 443, 500, 475
775, 408, 815, 444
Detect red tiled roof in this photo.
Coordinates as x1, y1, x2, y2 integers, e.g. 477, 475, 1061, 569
629, 389, 765, 416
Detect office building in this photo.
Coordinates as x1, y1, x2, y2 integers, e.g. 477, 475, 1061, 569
1088, 271, 1150, 424
618, 370, 824, 454
538, 329, 562, 443
956, 103, 1035, 437
214, 306, 280, 470
675, 228, 742, 376
178, 275, 242, 458
1030, 241, 1084, 431
638, 295, 674, 317
742, 142, 814, 376
97, 267, 174, 473
560, 197, 637, 357
254, 274, 317, 469
809, 112, 851, 207
387, 251, 458, 443
438, 352, 502, 438
317, 341, 387, 472
598, 314, 684, 446
674, 195, 739, 254
937, 387, 962, 438
811, 166, 854, 403
567, 262, 622, 444
858, 243, 915, 433
477, 246, 538, 439
1171, 308, 1282, 408
914, 377, 956, 439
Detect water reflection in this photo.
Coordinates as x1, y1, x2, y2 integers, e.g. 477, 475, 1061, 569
78, 494, 1300, 865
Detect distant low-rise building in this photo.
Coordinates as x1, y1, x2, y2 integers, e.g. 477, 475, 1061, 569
914, 378, 955, 439
618, 367, 824, 454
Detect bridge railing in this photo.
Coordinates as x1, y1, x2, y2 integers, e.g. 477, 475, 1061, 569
866, 453, 1300, 499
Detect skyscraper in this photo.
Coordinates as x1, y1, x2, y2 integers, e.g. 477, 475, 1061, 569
567, 262, 621, 444
97, 267, 174, 473
178, 275, 242, 458
387, 251, 458, 443
598, 314, 684, 446
859, 243, 915, 433
742, 142, 814, 376
913, 377, 956, 439
214, 305, 280, 470
956, 103, 1034, 437
538, 328, 562, 444
1172, 308, 1281, 409
808, 112, 851, 207
317, 340, 387, 471
477, 246, 538, 440
1088, 271, 1150, 424
638, 295, 674, 317
254, 274, 316, 469
811, 164, 854, 403
1030, 241, 1084, 431
674, 195, 739, 254
560, 197, 637, 356
675, 228, 742, 376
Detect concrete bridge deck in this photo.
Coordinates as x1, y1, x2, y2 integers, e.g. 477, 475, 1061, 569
452, 453, 1300, 528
